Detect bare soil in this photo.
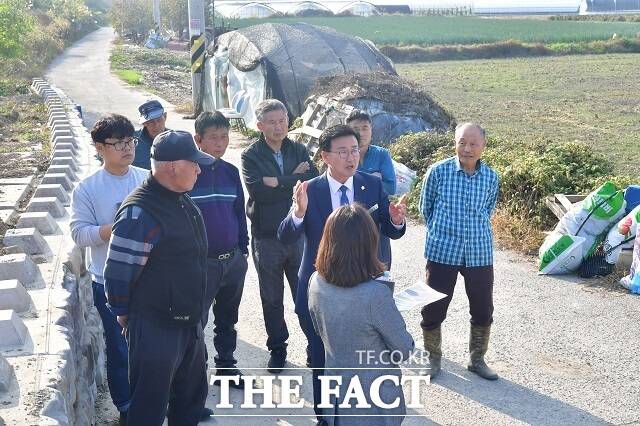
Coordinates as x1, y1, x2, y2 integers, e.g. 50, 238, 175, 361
0, 93, 50, 179
95, 384, 119, 426
110, 43, 192, 108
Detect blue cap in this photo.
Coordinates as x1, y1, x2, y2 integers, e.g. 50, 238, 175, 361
151, 130, 215, 166
138, 99, 165, 124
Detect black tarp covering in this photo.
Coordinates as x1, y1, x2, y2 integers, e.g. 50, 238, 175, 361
213, 22, 396, 117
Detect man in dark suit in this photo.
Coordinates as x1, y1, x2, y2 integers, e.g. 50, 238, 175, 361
278, 124, 407, 423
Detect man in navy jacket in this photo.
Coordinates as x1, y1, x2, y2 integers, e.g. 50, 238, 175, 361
278, 124, 407, 423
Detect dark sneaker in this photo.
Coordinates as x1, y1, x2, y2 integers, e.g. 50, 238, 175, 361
213, 368, 246, 389
118, 410, 127, 426
200, 407, 214, 420
267, 351, 286, 373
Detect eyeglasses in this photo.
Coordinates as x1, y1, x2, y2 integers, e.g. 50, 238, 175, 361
329, 147, 360, 159
102, 137, 137, 151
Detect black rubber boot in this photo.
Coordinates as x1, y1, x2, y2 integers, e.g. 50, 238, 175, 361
422, 326, 442, 379
467, 324, 498, 381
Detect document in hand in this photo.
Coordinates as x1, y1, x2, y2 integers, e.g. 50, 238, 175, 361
393, 282, 447, 312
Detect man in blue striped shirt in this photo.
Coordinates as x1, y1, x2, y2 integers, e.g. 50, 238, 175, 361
190, 111, 249, 389
419, 123, 500, 381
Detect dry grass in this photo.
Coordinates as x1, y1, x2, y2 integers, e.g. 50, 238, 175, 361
174, 101, 193, 115
491, 208, 546, 256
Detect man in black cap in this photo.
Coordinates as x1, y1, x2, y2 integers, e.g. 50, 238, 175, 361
133, 99, 168, 170
104, 130, 214, 425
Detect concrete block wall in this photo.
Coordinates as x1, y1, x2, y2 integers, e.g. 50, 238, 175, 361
0, 78, 105, 425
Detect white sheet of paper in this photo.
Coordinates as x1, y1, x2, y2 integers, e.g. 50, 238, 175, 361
393, 281, 447, 312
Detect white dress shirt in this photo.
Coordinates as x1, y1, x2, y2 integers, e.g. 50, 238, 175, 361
292, 173, 353, 227
327, 173, 354, 209
292, 172, 403, 229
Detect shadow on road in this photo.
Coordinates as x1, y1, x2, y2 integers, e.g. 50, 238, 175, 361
433, 360, 607, 425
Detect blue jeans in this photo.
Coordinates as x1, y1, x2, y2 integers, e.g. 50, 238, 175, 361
92, 281, 131, 412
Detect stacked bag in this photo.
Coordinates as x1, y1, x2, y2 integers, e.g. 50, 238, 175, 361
539, 182, 626, 275
619, 231, 640, 293
615, 186, 640, 293
602, 205, 640, 265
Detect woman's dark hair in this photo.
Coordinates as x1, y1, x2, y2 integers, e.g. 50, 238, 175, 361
346, 109, 371, 124
315, 203, 385, 287
195, 111, 230, 135
318, 124, 360, 152
90, 114, 134, 144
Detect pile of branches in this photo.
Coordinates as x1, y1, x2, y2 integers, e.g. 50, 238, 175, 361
310, 72, 455, 132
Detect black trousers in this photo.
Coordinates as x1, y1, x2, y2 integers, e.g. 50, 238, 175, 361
251, 236, 306, 352
420, 260, 494, 330
202, 247, 248, 368
126, 315, 208, 426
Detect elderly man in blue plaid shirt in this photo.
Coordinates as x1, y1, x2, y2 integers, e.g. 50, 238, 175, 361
419, 122, 500, 381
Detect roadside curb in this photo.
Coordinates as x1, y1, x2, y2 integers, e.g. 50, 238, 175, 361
0, 78, 104, 425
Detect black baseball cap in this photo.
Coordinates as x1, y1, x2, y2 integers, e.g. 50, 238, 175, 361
151, 130, 215, 165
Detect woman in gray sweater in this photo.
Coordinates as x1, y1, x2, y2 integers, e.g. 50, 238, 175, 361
308, 204, 415, 426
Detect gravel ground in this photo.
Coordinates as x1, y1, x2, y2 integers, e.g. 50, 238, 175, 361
45, 27, 640, 426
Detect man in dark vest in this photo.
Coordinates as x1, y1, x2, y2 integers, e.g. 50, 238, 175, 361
104, 130, 215, 425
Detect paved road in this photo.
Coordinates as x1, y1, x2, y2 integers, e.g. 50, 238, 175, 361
46, 27, 640, 426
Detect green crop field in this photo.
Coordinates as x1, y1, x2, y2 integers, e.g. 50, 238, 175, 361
227, 15, 640, 46
396, 53, 640, 174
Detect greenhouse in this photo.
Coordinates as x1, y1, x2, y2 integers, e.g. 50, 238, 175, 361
202, 22, 395, 129
215, 0, 382, 17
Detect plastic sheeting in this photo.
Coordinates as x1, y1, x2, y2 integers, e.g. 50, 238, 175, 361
203, 22, 396, 128
203, 49, 267, 129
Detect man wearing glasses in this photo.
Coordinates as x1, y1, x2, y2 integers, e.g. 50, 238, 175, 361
70, 114, 148, 425
133, 99, 168, 170
278, 124, 407, 425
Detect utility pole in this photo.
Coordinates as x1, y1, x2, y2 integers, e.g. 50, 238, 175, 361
188, 0, 207, 112
152, 0, 161, 31
210, 0, 215, 41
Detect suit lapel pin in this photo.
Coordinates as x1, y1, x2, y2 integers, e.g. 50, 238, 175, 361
361, 185, 365, 191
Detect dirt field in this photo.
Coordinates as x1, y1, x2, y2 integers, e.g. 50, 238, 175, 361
0, 93, 49, 179
397, 54, 640, 175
